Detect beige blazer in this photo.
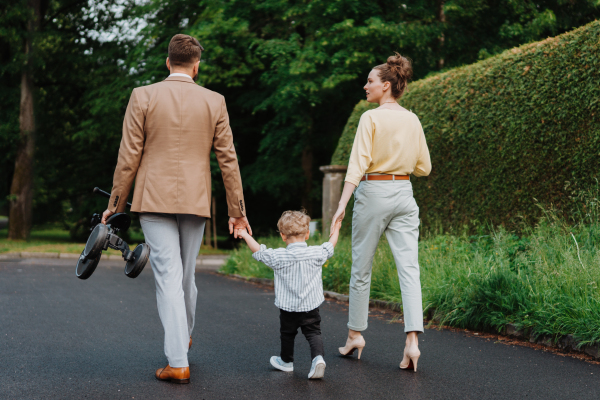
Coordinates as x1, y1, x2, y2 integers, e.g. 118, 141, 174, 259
108, 75, 245, 218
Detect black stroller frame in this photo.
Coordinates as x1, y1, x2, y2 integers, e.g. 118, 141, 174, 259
75, 187, 150, 280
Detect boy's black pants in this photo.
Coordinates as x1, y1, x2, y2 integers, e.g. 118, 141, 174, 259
279, 308, 324, 363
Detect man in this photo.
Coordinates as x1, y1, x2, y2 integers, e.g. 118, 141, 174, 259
101, 34, 251, 384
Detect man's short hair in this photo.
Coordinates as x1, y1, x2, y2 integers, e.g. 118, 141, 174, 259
168, 34, 204, 67
277, 209, 311, 237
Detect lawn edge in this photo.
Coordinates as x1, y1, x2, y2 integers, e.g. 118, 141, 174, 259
0, 252, 230, 266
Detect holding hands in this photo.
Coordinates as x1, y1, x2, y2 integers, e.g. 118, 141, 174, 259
236, 208, 344, 253
330, 207, 345, 238
236, 227, 251, 239
235, 226, 260, 252
329, 181, 357, 237
328, 216, 343, 248
229, 216, 252, 239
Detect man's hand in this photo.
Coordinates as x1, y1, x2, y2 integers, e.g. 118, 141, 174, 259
229, 216, 252, 239
101, 209, 115, 225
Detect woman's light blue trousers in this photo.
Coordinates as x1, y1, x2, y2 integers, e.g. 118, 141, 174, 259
348, 180, 424, 333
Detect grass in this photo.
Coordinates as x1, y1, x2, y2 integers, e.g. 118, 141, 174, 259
221, 209, 600, 347
0, 226, 230, 256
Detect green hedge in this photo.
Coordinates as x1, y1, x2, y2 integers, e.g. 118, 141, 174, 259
331, 21, 600, 229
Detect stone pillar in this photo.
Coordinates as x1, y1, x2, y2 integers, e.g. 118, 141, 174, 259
320, 165, 347, 237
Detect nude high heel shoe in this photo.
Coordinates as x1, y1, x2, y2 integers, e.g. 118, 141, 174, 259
399, 343, 421, 372
338, 335, 366, 359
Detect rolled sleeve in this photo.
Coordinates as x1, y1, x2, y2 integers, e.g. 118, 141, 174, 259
252, 244, 280, 269
321, 242, 335, 261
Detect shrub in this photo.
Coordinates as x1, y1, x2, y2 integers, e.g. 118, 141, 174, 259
331, 21, 600, 230
224, 205, 600, 345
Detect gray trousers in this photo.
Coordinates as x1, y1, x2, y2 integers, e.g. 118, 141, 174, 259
139, 213, 206, 367
349, 180, 424, 333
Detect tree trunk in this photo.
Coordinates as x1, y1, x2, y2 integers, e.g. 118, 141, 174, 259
437, 0, 446, 70
301, 145, 313, 215
9, 0, 41, 240
204, 214, 211, 248
212, 196, 217, 249
301, 112, 314, 215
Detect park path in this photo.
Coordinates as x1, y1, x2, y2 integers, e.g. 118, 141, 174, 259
1, 259, 599, 399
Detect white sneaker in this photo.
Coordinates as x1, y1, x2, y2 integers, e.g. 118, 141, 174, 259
270, 356, 293, 372
308, 355, 326, 379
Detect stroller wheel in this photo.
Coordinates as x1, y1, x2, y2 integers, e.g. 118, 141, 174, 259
76, 249, 101, 280
83, 223, 109, 259
124, 243, 150, 279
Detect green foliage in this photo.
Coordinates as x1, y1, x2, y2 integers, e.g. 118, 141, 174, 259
133, 0, 439, 221
332, 21, 600, 230
0, 225, 228, 255
330, 101, 377, 169
224, 202, 600, 345
3, 0, 600, 237
129, 0, 600, 233
0, 0, 135, 233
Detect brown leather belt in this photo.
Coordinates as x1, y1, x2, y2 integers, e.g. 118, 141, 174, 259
361, 174, 409, 181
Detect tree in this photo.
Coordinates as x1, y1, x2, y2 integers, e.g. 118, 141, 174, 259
111, 0, 600, 233
1, 0, 135, 239
4, 0, 47, 239
187, 0, 600, 219
3, 0, 599, 237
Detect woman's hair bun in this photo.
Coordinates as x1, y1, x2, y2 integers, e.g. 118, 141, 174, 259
387, 52, 412, 80
374, 52, 413, 99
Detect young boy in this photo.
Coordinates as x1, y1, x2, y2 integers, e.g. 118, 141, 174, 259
236, 210, 342, 380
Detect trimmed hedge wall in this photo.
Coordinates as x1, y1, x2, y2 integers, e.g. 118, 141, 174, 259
331, 21, 600, 229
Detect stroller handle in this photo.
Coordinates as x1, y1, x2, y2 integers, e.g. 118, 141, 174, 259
93, 187, 132, 208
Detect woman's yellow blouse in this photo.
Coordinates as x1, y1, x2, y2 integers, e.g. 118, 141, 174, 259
345, 109, 432, 187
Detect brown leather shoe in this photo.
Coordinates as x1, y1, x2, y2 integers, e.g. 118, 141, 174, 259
189, 337, 192, 350
155, 364, 190, 384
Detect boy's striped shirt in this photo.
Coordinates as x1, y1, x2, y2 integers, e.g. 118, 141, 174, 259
252, 242, 334, 312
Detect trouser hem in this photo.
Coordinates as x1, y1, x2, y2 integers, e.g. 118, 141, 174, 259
347, 322, 368, 332
168, 358, 189, 368
404, 326, 424, 333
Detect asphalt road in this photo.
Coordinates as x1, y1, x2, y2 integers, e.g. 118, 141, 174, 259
1, 259, 599, 399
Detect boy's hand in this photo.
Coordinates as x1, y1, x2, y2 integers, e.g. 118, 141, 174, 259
330, 206, 345, 237
229, 216, 252, 238
328, 219, 342, 248
236, 228, 261, 253
331, 219, 342, 234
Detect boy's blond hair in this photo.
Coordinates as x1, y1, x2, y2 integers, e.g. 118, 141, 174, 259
277, 209, 311, 237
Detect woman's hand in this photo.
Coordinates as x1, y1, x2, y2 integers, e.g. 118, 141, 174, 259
329, 181, 357, 237
330, 206, 345, 237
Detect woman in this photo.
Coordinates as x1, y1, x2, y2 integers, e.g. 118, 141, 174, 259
330, 53, 431, 371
